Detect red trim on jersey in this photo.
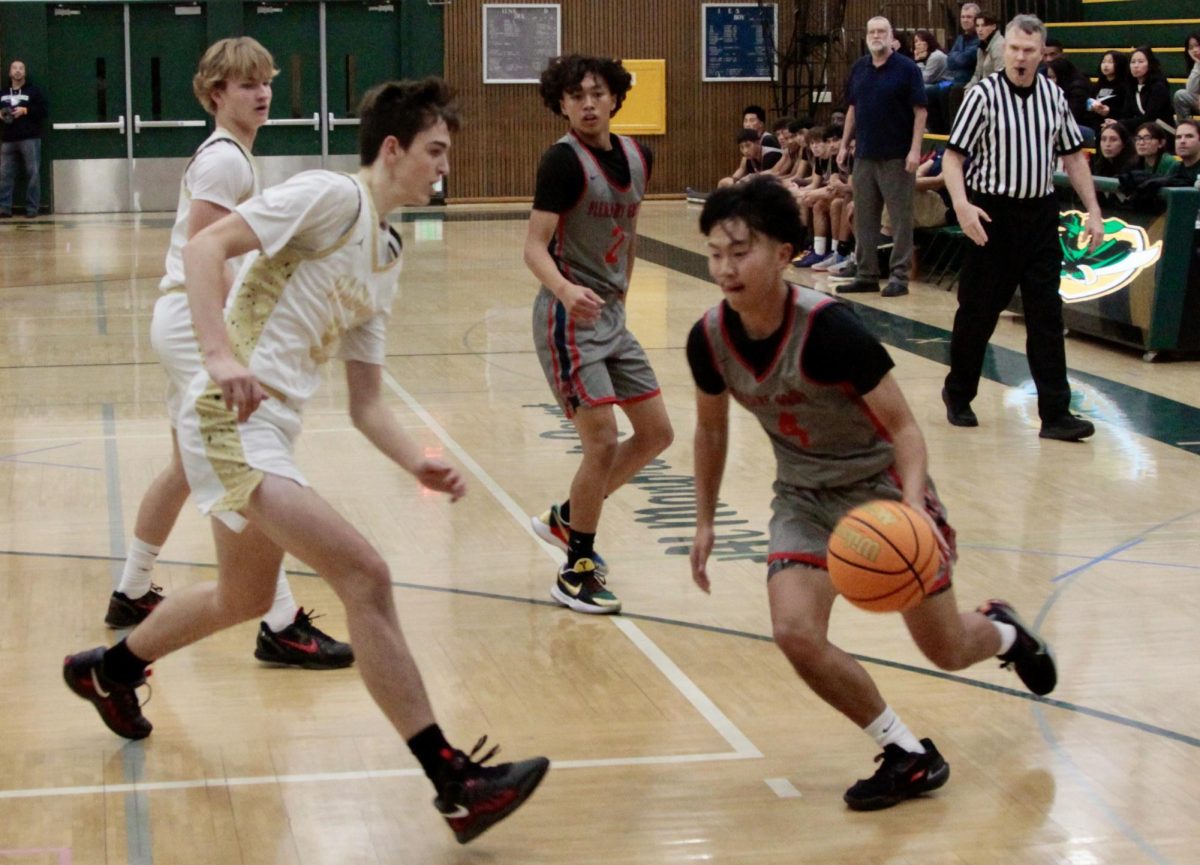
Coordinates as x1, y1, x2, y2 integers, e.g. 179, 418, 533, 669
768, 551, 828, 570
700, 308, 726, 389
719, 285, 798, 383
566, 317, 596, 404
568, 129, 635, 193
546, 299, 568, 404
845, 382, 893, 441
617, 388, 662, 407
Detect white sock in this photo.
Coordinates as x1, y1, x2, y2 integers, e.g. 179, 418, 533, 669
813, 236, 828, 255
262, 567, 300, 633
993, 621, 1018, 656
117, 538, 161, 598
864, 706, 926, 754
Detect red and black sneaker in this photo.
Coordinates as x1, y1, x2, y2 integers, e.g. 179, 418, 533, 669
62, 647, 152, 740
253, 608, 354, 670
104, 585, 165, 629
434, 736, 550, 844
979, 599, 1057, 696
843, 738, 950, 811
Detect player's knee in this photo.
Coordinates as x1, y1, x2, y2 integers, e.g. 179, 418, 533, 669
772, 620, 825, 668
338, 552, 393, 609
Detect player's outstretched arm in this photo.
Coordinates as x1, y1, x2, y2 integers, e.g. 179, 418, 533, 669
345, 360, 466, 502
691, 389, 731, 593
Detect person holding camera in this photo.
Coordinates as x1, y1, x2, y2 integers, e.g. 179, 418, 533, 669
0, 59, 48, 218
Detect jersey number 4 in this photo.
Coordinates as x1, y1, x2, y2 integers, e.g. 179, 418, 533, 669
605, 225, 627, 265
778, 412, 811, 446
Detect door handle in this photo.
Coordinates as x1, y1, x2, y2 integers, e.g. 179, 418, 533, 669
134, 116, 207, 133
328, 113, 361, 128
53, 115, 127, 134
265, 113, 320, 130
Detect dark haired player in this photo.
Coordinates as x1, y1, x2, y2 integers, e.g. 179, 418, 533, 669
524, 55, 674, 614
688, 177, 1056, 810
64, 78, 548, 845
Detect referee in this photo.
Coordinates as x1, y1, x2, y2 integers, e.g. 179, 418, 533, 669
941, 14, 1103, 442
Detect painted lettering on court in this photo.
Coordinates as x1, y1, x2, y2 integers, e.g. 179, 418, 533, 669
523, 403, 769, 563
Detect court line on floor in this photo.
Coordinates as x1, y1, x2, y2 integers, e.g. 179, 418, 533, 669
0, 754, 757, 802
7, 544, 1199, 751
100, 405, 154, 865
380, 368, 762, 760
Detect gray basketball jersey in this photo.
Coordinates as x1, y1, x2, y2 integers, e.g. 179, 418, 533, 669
549, 132, 647, 299
701, 286, 895, 489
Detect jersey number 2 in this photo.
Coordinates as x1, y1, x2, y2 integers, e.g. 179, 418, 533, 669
605, 225, 626, 265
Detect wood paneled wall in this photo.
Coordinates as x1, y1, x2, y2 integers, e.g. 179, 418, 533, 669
442, 1, 956, 201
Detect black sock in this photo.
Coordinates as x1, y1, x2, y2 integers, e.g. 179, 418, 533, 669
558, 500, 571, 524
837, 240, 853, 256
408, 723, 454, 785
567, 531, 596, 567
102, 639, 150, 685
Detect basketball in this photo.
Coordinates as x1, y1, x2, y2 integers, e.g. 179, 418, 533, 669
827, 500, 941, 613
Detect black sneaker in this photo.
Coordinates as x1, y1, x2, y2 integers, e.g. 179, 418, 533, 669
979, 599, 1057, 696
104, 585, 165, 628
551, 559, 621, 614
254, 608, 355, 670
434, 736, 550, 844
836, 278, 880, 294
1039, 414, 1094, 442
843, 738, 950, 811
941, 387, 979, 428
881, 280, 909, 298
62, 647, 153, 740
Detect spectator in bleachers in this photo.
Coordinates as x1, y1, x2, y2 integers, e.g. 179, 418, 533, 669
966, 10, 1005, 90
914, 30, 952, 85
1131, 122, 1179, 176
1042, 38, 1064, 67
763, 117, 798, 179
946, 3, 981, 85
1047, 58, 1096, 145
1166, 120, 1200, 185
784, 118, 814, 181
885, 148, 950, 236
1121, 47, 1172, 134
892, 31, 913, 60
1173, 31, 1200, 125
807, 140, 856, 272
928, 3, 980, 134
1088, 51, 1132, 133
791, 125, 842, 264
743, 104, 781, 149
718, 128, 784, 188
1090, 123, 1135, 177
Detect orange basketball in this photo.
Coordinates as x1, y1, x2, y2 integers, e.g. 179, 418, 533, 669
827, 500, 941, 613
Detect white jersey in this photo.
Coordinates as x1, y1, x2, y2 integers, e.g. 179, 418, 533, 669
228, 170, 403, 408
159, 128, 258, 292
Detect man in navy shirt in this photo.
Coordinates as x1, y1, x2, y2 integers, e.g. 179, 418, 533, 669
836, 17, 927, 297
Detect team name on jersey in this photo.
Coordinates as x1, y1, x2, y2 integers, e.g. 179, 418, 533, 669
586, 200, 640, 219
730, 388, 809, 409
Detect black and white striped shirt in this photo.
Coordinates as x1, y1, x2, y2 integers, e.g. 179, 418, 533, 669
948, 71, 1084, 199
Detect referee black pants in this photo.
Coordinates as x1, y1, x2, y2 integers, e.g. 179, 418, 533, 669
944, 193, 1071, 421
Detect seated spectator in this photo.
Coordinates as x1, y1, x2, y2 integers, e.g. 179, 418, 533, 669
789, 125, 843, 264
967, 10, 1004, 89
804, 140, 857, 272
1047, 58, 1096, 144
776, 118, 813, 183
885, 147, 949, 234
718, 128, 783, 187
914, 29, 952, 85
1167, 119, 1200, 185
1121, 47, 1172, 134
1089, 50, 1132, 134
892, 31, 913, 60
764, 117, 798, 178
744, 103, 781, 149
1090, 122, 1135, 177
1130, 122, 1179, 176
945, 3, 981, 86
1173, 31, 1200, 125
1042, 38, 1065, 68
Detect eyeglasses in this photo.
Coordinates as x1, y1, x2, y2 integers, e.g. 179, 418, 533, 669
1134, 135, 1157, 142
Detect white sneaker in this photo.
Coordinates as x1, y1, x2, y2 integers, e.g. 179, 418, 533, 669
827, 258, 858, 281
811, 252, 844, 272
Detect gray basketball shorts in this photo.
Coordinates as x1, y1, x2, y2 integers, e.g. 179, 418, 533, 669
766, 468, 956, 592
532, 286, 661, 419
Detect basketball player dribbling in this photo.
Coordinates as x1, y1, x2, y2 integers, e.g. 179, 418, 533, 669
688, 178, 1057, 810
105, 37, 353, 669
524, 54, 674, 614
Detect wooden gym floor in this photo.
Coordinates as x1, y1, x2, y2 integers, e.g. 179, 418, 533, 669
0, 203, 1198, 864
